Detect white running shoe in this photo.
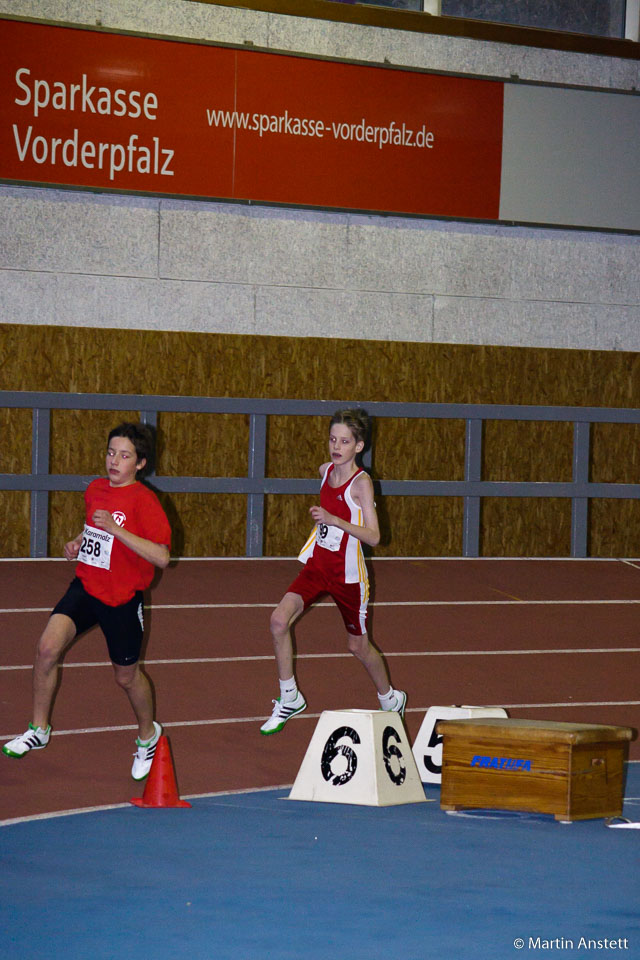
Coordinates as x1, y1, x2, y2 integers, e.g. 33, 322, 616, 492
131, 721, 162, 780
260, 692, 307, 735
385, 689, 407, 718
3, 723, 51, 758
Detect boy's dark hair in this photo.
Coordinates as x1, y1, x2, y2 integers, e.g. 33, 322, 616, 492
330, 408, 371, 447
107, 422, 155, 476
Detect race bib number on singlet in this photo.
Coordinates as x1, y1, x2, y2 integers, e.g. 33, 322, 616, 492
78, 524, 114, 571
316, 523, 343, 552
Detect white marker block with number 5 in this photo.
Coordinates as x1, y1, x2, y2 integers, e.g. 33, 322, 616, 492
413, 705, 508, 784
289, 709, 427, 806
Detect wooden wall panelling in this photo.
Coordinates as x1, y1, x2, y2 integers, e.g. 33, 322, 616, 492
0, 407, 31, 554
590, 499, 640, 558
375, 495, 465, 557
264, 493, 316, 557
2, 323, 640, 558
589, 423, 640, 556
48, 492, 86, 557
373, 417, 466, 481
371, 418, 466, 557
483, 421, 574, 482
0, 408, 32, 473
49, 410, 139, 474
0, 492, 30, 558
162, 492, 247, 557
479, 420, 574, 557
481, 497, 572, 557
266, 415, 324, 479
156, 412, 249, 478
591, 423, 640, 484
2, 326, 640, 407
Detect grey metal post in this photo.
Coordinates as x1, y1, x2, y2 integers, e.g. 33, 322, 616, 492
140, 410, 158, 476
571, 421, 590, 558
30, 408, 51, 558
140, 410, 157, 427
1, 392, 640, 561
246, 413, 267, 557
462, 418, 482, 557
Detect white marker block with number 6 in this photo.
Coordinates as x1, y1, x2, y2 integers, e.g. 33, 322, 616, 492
413, 705, 508, 784
289, 709, 427, 807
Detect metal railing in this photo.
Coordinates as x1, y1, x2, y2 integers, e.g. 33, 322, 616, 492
1, 391, 640, 558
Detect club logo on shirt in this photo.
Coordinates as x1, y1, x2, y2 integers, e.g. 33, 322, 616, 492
112, 511, 126, 527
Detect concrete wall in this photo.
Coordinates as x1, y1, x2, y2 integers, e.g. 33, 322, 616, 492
1, 0, 639, 350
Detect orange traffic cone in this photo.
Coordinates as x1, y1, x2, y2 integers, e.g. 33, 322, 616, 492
130, 735, 191, 808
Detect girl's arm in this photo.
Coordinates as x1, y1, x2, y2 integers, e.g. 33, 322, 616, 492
91, 509, 170, 569
309, 472, 380, 548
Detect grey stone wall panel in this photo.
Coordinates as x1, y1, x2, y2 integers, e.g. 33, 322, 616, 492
0, 189, 159, 277
1, 0, 638, 90
158, 202, 349, 288
1, 2, 638, 350
254, 284, 434, 342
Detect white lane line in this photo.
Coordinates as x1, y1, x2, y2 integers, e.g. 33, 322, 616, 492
3, 701, 639, 742
0, 784, 294, 828
0, 802, 132, 826
499, 701, 640, 709
0, 717, 288, 738
2, 646, 640, 671
2, 556, 636, 563
151, 599, 640, 608
4, 783, 640, 829
2, 598, 640, 615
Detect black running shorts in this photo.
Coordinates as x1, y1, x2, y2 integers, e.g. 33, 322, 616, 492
52, 577, 145, 666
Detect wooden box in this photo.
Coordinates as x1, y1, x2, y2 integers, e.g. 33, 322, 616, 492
437, 718, 634, 822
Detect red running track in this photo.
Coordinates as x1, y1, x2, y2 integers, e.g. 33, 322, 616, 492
1, 557, 639, 822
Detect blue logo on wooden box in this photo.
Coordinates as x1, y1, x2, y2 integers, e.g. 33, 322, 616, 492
470, 755, 532, 771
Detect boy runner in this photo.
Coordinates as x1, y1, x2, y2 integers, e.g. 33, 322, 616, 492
261, 408, 406, 735
3, 422, 171, 780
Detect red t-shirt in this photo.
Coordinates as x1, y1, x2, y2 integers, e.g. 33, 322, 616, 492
76, 478, 171, 606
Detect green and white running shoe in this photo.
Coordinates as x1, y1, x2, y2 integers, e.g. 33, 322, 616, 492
131, 721, 162, 780
260, 692, 307, 735
3, 723, 51, 758
387, 689, 407, 718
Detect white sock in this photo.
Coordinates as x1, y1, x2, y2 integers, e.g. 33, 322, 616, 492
279, 677, 298, 703
377, 687, 395, 710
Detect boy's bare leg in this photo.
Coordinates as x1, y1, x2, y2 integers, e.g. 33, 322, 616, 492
112, 662, 155, 741
32, 614, 77, 730
260, 592, 307, 734
347, 631, 390, 695
269, 592, 304, 681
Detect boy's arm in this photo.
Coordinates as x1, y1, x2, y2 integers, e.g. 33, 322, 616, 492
64, 531, 84, 562
91, 509, 170, 569
309, 472, 380, 548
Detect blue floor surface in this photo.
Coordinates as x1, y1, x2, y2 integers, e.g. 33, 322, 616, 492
2, 769, 639, 960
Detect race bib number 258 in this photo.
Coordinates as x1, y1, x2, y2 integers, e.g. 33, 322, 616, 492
78, 524, 114, 571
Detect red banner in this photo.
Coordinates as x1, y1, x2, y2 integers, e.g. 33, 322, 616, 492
0, 19, 504, 219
